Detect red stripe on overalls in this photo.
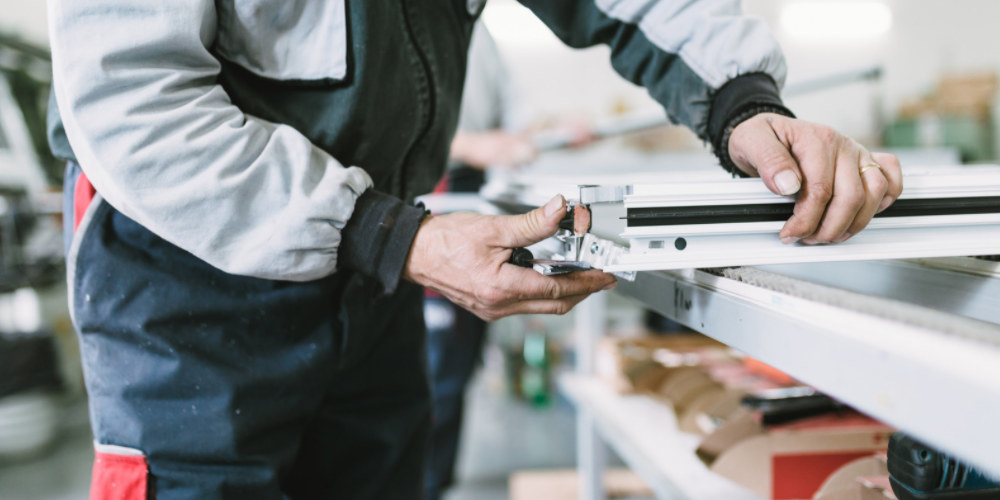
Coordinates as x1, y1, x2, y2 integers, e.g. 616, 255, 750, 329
73, 172, 96, 233
90, 451, 149, 500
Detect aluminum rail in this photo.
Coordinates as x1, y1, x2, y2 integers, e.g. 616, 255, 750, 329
596, 167, 1000, 273
758, 258, 1000, 326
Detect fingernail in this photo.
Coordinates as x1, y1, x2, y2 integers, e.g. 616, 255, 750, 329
781, 236, 800, 245
602, 280, 618, 291
835, 233, 852, 243
802, 238, 820, 245
877, 197, 895, 213
543, 195, 565, 217
775, 170, 801, 196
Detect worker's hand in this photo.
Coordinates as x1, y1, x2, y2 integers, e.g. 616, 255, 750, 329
728, 113, 903, 244
449, 131, 537, 170
403, 195, 617, 321
554, 117, 597, 148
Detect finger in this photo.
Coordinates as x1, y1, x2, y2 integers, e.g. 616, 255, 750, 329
872, 152, 903, 212
500, 267, 617, 301
803, 147, 867, 244
844, 162, 890, 238
777, 128, 838, 242
508, 136, 538, 165
568, 124, 596, 148
481, 293, 595, 320
492, 195, 566, 248
728, 115, 803, 195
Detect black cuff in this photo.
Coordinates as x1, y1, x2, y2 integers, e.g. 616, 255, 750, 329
339, 190, 427, 295
708, 73, 795, 177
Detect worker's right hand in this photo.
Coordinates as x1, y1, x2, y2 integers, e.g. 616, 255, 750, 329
403, 195, 618, 321
728, 113, 903, 245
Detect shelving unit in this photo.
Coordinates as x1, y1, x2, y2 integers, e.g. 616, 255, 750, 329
559, 374, 760, 500
566, 260, 1000, 500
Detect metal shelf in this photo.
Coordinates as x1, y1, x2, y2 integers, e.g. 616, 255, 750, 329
559, 374, 761, 500
612, 264, 1000, 477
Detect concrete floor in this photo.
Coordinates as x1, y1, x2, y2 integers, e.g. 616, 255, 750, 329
0, 395, 93, 500
446, 369, 580, 500
0, 357, 586, 499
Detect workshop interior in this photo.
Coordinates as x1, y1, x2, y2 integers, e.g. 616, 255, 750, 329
3, 0, 1000, 499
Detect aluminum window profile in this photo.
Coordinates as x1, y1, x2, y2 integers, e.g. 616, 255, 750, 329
578, 166, 1000, 272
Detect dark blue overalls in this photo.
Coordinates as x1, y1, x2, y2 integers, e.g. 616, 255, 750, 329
65, 162, 430, 499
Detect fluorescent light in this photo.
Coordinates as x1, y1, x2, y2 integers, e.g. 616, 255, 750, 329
781, 1, 893, 41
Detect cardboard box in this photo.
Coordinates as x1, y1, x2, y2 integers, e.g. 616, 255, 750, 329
684, 387, 750, 435
813, 455, 896, 500
697, 411, 893, 500
654, 366, 721, 415
595, 334, 729, 394
509, 468, 654, 500
898, 72, 998, 120
696, 407, 766, 464
890, 72, 998, 161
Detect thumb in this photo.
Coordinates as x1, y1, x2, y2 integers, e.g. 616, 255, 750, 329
730, 118, 802, 197
758, 150, 802, 197
496, 195, 566, 248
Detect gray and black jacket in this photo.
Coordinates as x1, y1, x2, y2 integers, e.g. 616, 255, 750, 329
48, 0, 791, 293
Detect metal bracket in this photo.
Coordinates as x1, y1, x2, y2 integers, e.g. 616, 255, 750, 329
579, 185, 630, 205
578, 233, 636, 281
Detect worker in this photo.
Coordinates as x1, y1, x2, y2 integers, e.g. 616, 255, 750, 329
47, 1, 902, 499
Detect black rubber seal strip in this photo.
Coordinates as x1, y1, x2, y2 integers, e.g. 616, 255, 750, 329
626, 196, 1000, 227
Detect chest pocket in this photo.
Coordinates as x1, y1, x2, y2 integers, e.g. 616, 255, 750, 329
214, 0, 348, 82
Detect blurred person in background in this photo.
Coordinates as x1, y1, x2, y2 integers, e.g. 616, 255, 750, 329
423, 21, 593, 500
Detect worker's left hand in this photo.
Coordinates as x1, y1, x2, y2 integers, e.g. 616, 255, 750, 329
450, 131, 537, 170
728, 113, 902, 244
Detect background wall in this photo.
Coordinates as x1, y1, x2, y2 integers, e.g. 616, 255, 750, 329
482, 0, 1000, 151
0, 1, 47, 46
3, 0, 1000, 151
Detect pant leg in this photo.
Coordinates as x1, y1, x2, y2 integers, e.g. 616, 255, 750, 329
423, 297, 487, 500
284, 280, 431, 500
66, 163, 429, 500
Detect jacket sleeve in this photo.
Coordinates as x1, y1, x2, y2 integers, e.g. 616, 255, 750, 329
518, 0, 792, 150
49, 0, 422, 288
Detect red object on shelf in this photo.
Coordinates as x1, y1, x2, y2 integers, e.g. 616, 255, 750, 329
744, 356, 797, 386
772, 451, 874, 499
